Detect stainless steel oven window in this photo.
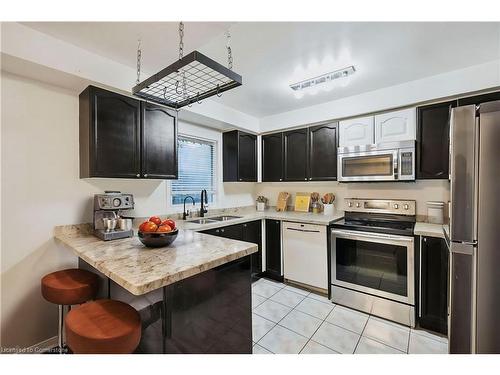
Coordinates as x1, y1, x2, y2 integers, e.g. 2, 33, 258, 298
331, 229, 415, 305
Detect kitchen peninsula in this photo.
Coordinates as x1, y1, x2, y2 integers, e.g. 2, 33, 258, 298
54, 225, 258, 354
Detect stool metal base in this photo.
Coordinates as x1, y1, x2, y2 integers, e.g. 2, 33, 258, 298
57, 305, 71, 354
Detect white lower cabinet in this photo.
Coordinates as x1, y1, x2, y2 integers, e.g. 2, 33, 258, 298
282, 221, 328, 290
374, 107, 416, 143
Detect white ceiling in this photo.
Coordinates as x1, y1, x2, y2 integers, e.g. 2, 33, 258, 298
22, 22, 500, 117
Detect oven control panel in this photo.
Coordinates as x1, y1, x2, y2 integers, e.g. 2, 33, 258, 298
345, 198, 416, 215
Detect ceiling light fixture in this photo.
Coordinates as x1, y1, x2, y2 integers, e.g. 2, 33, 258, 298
290, 65, 356, 92
132, 22, 242, 109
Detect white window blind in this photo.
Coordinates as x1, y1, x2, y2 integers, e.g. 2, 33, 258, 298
171, 136, 216, 205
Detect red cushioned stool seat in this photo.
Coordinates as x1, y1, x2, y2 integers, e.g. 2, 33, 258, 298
65, 299, 141, 354
41, 268, 99, 305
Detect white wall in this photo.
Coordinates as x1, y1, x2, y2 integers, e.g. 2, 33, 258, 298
0, 71, 253, 348
1, 22, 260, 134
256, 180, 450, 219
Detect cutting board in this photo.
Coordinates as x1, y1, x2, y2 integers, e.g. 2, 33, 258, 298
276, 192, 290, 212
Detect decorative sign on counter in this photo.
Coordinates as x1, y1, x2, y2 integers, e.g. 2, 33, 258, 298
294, 192, 311, 212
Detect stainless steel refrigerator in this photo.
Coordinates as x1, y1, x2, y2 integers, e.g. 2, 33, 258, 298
448, 100, 500, 353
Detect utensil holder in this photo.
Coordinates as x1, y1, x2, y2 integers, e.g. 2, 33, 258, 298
323, 203, 334, 216
257, 202, 266, 211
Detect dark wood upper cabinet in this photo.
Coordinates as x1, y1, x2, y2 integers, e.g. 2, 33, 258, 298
238, 133, 257, 181
283, 128, 309, 181
80, 86, 141, 178
457, 90, 500, 106
141, 102, 177, 179
223, 130, 257, 182
419, 236, 449, 335
308, 123, 338, 181
262, 133, 284, 182
79, 86, 178, 179
416, 100, 456, 179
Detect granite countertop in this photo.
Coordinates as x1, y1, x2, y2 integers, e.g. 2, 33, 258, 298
178, 208, 344, 231
414, 222, 446, 239
54, 224, 258, 296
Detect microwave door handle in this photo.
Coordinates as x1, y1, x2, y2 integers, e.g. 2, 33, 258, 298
394, 151, 399, 179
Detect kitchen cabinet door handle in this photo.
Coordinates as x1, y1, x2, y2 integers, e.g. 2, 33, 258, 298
419, 237, 423, 318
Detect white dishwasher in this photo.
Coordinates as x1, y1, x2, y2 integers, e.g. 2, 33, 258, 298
282, 221, 328, 290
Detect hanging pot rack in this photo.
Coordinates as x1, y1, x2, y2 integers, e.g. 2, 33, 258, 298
132, 22, 242, 109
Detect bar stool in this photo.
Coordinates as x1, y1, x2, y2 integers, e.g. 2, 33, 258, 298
65, 299, 141, 354
41, 268, 99, 353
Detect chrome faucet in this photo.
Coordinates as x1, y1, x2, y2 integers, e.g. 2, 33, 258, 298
182, 196, 195, 220
200, 190, 208, 217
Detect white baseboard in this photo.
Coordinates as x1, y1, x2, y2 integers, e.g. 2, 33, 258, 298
25, 336, 58, 354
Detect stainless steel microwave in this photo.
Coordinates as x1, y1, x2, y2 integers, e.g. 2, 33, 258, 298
337, 141, 415, 182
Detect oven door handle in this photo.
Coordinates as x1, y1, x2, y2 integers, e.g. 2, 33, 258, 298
331, 228, 414, 243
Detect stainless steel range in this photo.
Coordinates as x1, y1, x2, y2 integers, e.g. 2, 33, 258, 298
330, 198, 416, 326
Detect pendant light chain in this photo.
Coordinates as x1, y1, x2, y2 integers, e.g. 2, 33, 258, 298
226, 31, 233, 70
177, 22, 189, 101
136, 39, 142, 84
179, 22, 184, 60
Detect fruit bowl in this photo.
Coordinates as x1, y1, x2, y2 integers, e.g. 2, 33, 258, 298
138, 228, 179, 248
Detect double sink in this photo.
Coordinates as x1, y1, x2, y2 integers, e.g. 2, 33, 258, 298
187, 215, 242, 225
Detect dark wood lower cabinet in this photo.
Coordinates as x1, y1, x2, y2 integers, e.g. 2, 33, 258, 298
202, 221, 262, 277
80, 257, 252, 353
242, 221, 263, 276
419, 236, 449, 335
159, 256, 252, 353
265, 219, 282, 281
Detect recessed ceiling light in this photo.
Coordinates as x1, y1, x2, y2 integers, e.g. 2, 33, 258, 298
290, 66, 356, 91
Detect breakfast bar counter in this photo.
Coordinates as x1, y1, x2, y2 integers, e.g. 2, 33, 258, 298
54, 224, 258, 354
54, 224, 257, 295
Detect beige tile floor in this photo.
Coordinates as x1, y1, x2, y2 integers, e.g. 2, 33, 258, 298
251, 278, 449, 354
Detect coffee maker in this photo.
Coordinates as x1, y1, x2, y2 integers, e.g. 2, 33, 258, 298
93, 191, 134, 241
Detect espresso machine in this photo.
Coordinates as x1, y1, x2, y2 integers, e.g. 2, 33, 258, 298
93, 191, 134, 241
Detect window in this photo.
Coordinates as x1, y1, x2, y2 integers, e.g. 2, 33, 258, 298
171, 136, 216, 205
